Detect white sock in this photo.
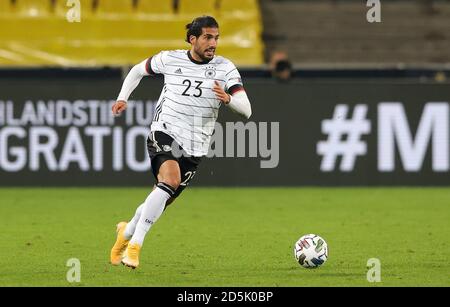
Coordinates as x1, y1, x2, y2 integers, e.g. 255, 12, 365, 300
130, 183, 175, 246
123, 203, 144, 240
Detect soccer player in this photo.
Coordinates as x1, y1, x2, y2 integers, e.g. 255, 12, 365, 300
110, 16, 252, 269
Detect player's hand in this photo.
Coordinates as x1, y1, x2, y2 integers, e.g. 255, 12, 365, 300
112, 100, 127, 116
212, 81, 231, 104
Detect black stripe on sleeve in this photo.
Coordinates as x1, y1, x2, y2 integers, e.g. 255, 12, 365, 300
227, 84, 245, 95
145, 57, 156, 75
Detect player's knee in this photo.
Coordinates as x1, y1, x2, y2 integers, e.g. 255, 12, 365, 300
157, 172, 181, 191
162, 176, 181, 191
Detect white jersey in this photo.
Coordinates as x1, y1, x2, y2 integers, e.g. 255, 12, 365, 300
147, 50, 243, 156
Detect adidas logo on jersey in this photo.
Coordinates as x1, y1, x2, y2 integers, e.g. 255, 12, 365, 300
174, 68, 183, 74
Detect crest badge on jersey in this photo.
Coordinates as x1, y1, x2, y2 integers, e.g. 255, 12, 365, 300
205, 66, 216, 79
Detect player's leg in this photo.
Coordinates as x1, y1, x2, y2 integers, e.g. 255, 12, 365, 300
111, 199, 147, 265
122, 202, 144, 239
125, 156, 200, 231
111, 133, 166, 266
122, 159, 180, 268
121, 132, 182, 235
120, 158, 179, 242
131, 159, 180, 244
122, 160, 183, 237
123, 184, 159, 238
124, 131, 196, 218
164, 155, 202, 208
121, 132, 182, 268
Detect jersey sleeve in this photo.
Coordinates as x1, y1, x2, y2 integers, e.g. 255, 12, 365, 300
146, 51, 167, 75
225, 62, 244, 94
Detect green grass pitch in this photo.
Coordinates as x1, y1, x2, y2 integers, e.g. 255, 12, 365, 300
0, 187, 449, 286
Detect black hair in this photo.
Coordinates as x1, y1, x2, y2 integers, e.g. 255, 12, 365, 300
185, 16, 219, 43
275, 60, 292, 72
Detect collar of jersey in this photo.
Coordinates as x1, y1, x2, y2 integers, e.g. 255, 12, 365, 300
187, 50, 212, 65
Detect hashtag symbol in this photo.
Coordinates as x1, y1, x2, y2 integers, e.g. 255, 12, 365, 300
317, 104, 371, 171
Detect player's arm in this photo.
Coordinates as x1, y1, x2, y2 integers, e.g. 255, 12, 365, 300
112, 58, 151, 116
213, 81, 252, 119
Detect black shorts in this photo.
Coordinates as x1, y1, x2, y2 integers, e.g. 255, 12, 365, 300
147, 131, 202, 198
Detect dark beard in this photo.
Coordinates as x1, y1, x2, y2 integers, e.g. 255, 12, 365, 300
195, 48, 213, 61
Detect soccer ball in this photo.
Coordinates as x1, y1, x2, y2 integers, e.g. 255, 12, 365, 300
293, 234, 328, 268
